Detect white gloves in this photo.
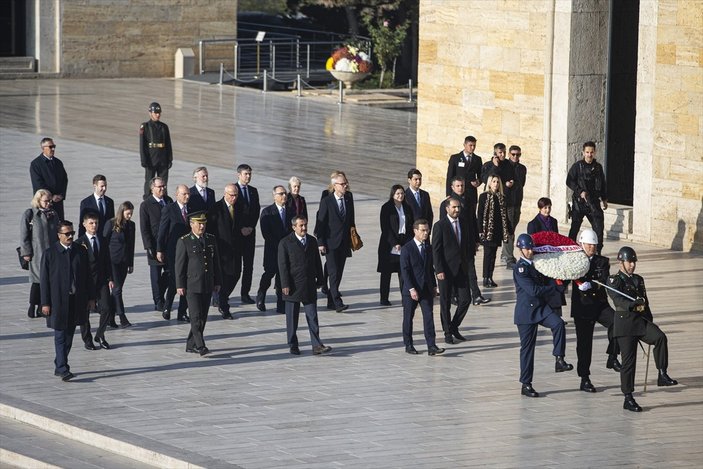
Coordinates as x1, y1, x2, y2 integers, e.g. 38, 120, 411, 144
578, 281, 592, 291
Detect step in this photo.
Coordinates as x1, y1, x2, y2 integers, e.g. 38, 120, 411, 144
0, 57, 36, 73
604, 203, 633, 240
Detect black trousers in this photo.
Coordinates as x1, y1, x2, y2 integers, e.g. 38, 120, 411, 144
218, 271, 239, 313
285, 301, 323, 348
186, 292, 210, 350
573, 306, 619, 378
53, 295, 76, 374
437, 271, 470, 337
149, 264, 169, 307
143, 166, 169, 199
569, 207, 605, 253
110, 262, 128, 320
238, 233, 256, 296
257, 269, 283, 312
164, 264, 188, 317
466, 256, 482, 299
482, 244, 498, 279
402, 292, 436, 347
379, 271, 402, 303
617, 322, 669, 394
325, 248, 347, 308
80, 283, 111, 343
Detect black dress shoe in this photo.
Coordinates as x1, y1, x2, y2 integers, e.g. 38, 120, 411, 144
185, 346, 197, 353
606, 355, 622, 372
623, 394, 642, 412
313, 345, 332, 355
380, 300, 392, 306
290, 346, 301, 355
521, 384, 539, 397
472, 296, 491, 306
335, 304, 349, 313
427, 346, 445, 356
155, 301, 165, 311
555, 356, 574, 372
28, 305, 37, 318
241, 294, 255, 304
108, 321, 119, 329
256, 302, 266, 312
177, 314, 190, 323
220, 309, 233, 319
97, 338, 111, 350
120, 320, 133, 328
162, 310, 171, 320
444, 336, 456, 345
580, 378, 597, 393
84, 342, 97, 351
453, 331, 467, 342
657, 370, 678, 386
60, 371, 75, 382
326, 303, 336, 311
486, 278, 498, 288
405, 345, 419, 355
199, 346, 210, 356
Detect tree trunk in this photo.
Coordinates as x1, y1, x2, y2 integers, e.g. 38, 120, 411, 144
379, 67, 385, 88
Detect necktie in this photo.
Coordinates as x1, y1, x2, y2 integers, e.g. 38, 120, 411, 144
242, 186, 249, 203
415, 191, 421, 207
280, 207, 286, 226
91, 236, 98, 257
228, 203, 234, 220
98, 198, 105, 216
338, 198, 345, 218
301, 236, 306, 248
200, 188, 206, 202
181, 206, 187, 222
159, 199, 166, 208
419, 242, 425, 261
453, 219, 460, 242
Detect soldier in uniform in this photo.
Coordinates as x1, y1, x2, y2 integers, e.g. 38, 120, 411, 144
570, 229, 621, 393
513, 233, 573, 398
566, 141, 608, 253
607, 246, 678, 412
175, 212, 221, 356
140, 102, 173, 200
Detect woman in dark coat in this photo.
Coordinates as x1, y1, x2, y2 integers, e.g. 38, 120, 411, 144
286, 176, 308, 220
104, 201, 136, 327
19, 189, 58, 318
526, 197, 559, 235
377, 184, 414, 306
477, 175, 511, 288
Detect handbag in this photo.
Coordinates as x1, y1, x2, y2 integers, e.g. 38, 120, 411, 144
350, 226, 363, 251
17, 247, 29, 270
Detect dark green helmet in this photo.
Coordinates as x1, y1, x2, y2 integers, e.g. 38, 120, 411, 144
148, 102, 162, 113
617, 246, 637, 262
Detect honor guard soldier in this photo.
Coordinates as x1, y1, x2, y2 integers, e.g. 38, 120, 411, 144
140, 102, 173, 200
607, 246, 678, 412
175, 212, 221, 356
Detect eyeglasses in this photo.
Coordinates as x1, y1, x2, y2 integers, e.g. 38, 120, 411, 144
153, 185, 165, 189
58, 231, 75, 236
43, 145, 56, 149
274, 192, 287, 196
225, 192, 238, 197
510, 153, 521, 157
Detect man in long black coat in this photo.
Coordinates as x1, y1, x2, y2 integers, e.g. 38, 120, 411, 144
278, 216, 331, 356
30, 137, 68, 220
139, 177, 172, 312
40, 220, 95, 381
207, 184, 240, 319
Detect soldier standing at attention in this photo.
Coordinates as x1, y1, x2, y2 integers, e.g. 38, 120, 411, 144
175, 212, 221, 356
140, 102, 173, 200
607, 246, 678, 412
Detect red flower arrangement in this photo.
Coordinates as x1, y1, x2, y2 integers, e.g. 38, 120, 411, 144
531, 231, 589, 280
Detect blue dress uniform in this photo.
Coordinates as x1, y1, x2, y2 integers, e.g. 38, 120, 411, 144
175, 224, 221, 354
513, 257, 567, 386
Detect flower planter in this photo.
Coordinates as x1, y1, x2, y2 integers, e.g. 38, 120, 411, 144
330, 70, 370, 89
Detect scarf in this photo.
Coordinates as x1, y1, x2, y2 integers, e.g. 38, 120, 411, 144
481, 192, 510, 243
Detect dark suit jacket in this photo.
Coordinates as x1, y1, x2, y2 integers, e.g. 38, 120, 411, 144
40, 241, 94, 330
188, 185, 216, 214
75, 233, 111, 288
505, 161, 527, 207
571, 255, 611, 320
30, 155, 68, 199
431, 215, 469, 278
377, 200, 414, 272
103, 219, 135, 267
607, 271, 653, 338
157, 202, 189, 267
400, 239, 436, 297
207, 198, 240, 276
405, 187, 433, 227
513, 258, 562, 325
139, 195, 172, 265
446, 151, 482, 202
526, 214, 559, 235
286, 194, 308, 220
78, 194, 115, 236
260, 203, 294, 272
439, 192, 479, 257
278, 233, 323, 303
315, 192, 355, 254
235, 183, 260, 230
481, 159, 515, 189
175, 232, 221, 294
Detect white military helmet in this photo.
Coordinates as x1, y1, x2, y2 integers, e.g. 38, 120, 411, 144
578, 229, 598, 245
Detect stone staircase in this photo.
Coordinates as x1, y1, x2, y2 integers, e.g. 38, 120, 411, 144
0, 56, 37, 78
604, 203, 633, 240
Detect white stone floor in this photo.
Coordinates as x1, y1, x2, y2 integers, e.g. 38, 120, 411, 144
0, 79, 702, 468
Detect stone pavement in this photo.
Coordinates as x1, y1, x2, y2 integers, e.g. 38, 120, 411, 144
0, 79, 702, 468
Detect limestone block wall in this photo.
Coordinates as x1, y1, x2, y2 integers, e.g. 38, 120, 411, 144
59, 0, 237, 77
633, 0, 703, 251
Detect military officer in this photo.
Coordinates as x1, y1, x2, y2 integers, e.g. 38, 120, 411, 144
175, 212, 221, 356
513, 234, 573, 398
570, 229, 621, 393
140, 102, 173, 199
607, 246, 678, 412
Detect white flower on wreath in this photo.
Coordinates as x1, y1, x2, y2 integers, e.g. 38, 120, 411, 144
533, 251, 590, 280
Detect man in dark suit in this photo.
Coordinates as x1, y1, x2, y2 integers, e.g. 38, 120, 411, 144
78, 174, 115, 237
512, 234, 573, 398
439, 176, 489, 306
75, 211, 112, 350
400, 219, 444, 356
30, 137, 68, 220
140, 102, 172, 199
156, 184, 190, 322
502, 145, 527, 267
278, 216, 332, 356
316, 172, 356, 312
235, 164, 260, 304
187, 166, 215, 213
175, 212, 221, 356
405, 169, 433, 229
40, 220, 96, 381
257, 185, 293, 313
432, 198, 471, 344
140, 177, 172, 312
445, 135, 482, 213
570, 229, 621, 394
207, 183, 240, 319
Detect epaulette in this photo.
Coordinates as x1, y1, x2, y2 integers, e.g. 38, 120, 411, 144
180, 233, 191, 240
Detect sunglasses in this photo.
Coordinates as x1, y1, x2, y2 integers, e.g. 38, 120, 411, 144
43, 145, 57, 149
58, 231, 75, 236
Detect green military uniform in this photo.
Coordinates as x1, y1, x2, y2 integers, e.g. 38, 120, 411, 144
175, 229, 221, 353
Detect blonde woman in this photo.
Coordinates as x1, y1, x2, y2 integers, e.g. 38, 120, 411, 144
477, 175, 512, 287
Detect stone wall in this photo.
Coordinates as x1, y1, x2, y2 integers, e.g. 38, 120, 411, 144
58, 0, 238, 77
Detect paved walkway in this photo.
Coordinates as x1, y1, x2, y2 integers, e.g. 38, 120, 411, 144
0, 79, 702, 468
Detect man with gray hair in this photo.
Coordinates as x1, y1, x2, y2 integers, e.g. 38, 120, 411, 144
188, 166, 215, 213
208, 183, 240, 319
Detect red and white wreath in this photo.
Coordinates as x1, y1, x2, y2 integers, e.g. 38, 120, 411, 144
531, 231, 589, 280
